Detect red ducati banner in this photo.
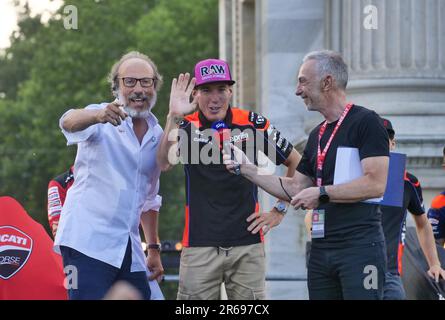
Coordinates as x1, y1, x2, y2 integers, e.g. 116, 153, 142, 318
0, 196, 67, 300
0, 226, 33, 280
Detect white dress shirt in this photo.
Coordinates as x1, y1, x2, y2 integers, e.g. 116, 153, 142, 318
54, 102, 163, 272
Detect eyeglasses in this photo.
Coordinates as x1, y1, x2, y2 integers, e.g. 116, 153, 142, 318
119, 77, 156, 88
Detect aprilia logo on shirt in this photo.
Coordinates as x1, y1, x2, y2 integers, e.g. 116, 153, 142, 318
0, 226, 33, 280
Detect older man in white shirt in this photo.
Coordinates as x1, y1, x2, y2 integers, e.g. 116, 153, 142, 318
54, 51, 164, 300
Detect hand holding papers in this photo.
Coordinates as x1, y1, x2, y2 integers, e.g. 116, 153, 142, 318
333, 147, 406, 207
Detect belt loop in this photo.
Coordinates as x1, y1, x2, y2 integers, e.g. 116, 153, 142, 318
218, 246, 233, 257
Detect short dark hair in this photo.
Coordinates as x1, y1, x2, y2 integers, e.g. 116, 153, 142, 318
388, 131, 395, 140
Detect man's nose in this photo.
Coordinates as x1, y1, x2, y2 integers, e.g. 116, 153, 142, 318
209, 90, 220, 100
132, 80, 145, 92
295, 85, 303, 96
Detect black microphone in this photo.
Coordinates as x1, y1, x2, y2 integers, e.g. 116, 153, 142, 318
211, 120, 240, 175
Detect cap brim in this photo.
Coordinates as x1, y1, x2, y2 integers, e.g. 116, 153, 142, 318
195, 80, 235, 88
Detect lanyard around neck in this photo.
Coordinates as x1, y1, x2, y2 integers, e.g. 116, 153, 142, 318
316, 103, 353, 187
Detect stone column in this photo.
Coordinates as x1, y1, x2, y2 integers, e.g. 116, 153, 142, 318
219, 0, 256, 109
256, 0, 328, 300
328, 0, 445, 203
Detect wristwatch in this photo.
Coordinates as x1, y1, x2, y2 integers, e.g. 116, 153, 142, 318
148, 243, 161, 252
318, 186, 330, 204
274, 200, 289, 215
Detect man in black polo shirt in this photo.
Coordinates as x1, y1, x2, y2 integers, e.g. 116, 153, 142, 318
380, 118, 445, 299
157, 58, 301, 299
225, 50, 390, 299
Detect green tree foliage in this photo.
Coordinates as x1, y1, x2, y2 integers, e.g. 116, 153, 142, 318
0, 0, 218, 244
0, 3, 43, 100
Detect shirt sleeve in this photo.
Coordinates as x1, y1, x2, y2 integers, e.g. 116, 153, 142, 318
177, 119, 191, 165
262, 121, 294, 166
296, 129, 317, 179
142, 193, 162, 213
59, 104, 103, 145
47, 180, 64, 230
427, 194, 445, 239
357, 111, 390, 160
406, 175, 425, 215
142, 153, 162, 213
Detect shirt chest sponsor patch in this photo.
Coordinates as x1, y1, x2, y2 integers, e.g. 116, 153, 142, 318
248, 112, 267, 128
193, 129, 250, 145
0, 226, 33, 280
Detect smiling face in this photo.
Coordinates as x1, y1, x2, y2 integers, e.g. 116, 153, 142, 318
295, 59, 324, 111
116, 58, 157, 117
193, 82, 233, 122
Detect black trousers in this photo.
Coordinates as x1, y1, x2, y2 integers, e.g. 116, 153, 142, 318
307, 241, 387, 300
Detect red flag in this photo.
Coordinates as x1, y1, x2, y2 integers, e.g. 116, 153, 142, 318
0, 196, 67, 300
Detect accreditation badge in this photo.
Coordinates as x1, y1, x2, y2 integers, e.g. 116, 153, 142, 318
311, 209, 325, 239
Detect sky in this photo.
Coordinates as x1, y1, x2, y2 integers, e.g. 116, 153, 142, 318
0, 0, 63, 49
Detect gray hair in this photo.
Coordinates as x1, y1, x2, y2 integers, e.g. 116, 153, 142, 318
108, 51, 163, 95
302, 50, 348, 90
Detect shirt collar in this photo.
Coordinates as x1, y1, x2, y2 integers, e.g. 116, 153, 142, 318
123, 111, 159, 128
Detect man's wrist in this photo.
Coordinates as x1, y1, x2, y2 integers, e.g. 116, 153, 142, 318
273, 200, 289, 215
240, 163, 255, 178
167, 113, 183, 125
148, 243, 161, 252
94, 109, 103, 125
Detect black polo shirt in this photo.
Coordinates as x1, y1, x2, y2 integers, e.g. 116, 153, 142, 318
297, 105, 389, 249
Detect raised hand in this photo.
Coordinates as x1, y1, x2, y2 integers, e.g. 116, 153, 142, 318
169, 73, 197, 117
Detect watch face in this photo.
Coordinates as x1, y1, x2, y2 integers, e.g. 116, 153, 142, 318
319, 194, 329, 204
275, 202, 287, 213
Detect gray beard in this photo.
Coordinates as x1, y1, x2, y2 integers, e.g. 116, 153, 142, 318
123, 106, 151, 119
118, 92, 157, 119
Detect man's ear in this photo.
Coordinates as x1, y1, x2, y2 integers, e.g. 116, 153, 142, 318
191, 89, 199, 104
391, 138, 396, 150
321, 75, 334, 92
112, 79, 119, 98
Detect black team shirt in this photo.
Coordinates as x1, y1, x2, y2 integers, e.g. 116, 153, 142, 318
381, 172, 424, 274
178, 107, 293, 247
